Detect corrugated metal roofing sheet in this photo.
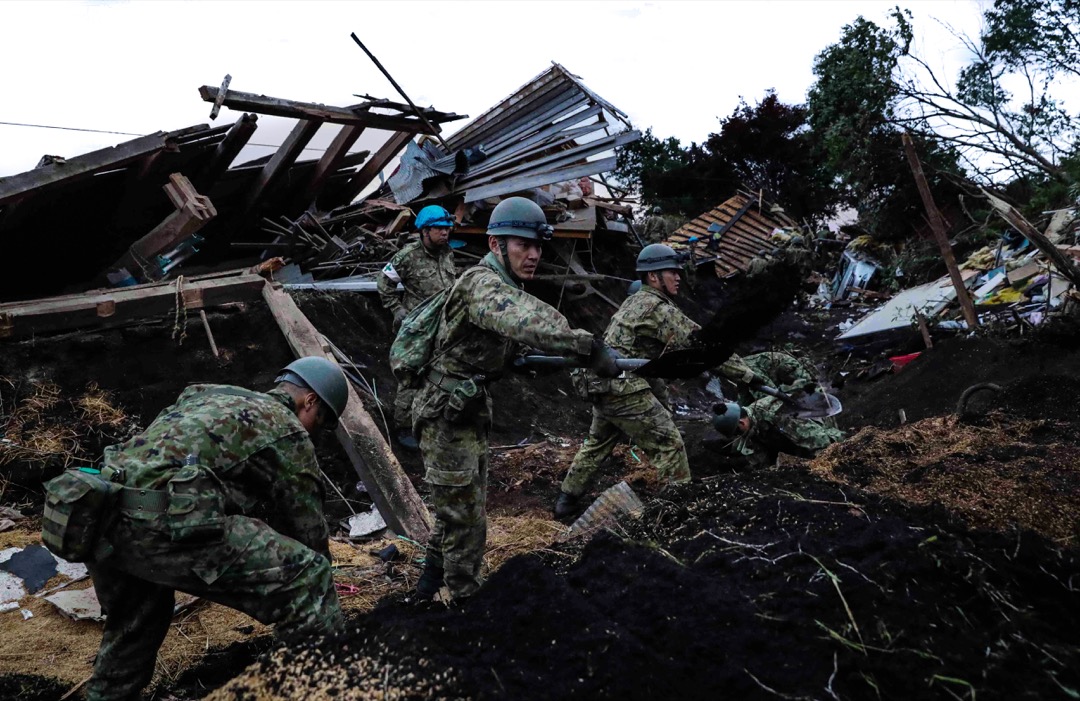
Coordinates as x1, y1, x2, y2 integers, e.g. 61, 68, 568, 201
666, 192, 797, 278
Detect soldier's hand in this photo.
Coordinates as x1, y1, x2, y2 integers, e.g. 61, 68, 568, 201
393, 308, 407, 327
588, 339, 622, 378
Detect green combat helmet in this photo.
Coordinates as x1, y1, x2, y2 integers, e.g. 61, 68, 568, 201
636, 243, 682, 272
487, 197, 554, 240
487, 196, 554, 282
712, 401, 745, 438
275, 357, 349, 426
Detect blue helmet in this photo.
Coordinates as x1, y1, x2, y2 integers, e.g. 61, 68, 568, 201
415, 205, 454, 230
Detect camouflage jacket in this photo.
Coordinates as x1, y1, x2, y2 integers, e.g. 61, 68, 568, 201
732, 352, 843, 457
103, 384, 329, 560
414, 253, 593, 419
601, 285, 699, 398
378, 240, 457, 316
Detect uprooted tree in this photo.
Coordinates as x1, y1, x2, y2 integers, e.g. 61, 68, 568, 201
810, 2, 1080, 230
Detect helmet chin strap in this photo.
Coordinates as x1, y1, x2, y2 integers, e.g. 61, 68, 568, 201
497, 237, 522, 285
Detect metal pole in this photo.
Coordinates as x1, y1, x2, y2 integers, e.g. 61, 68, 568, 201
349, 32, 451, 152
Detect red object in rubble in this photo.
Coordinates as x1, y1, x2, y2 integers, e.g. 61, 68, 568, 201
889, 352, 922, 371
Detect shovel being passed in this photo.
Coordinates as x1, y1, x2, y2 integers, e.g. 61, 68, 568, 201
514, 352, 843, 419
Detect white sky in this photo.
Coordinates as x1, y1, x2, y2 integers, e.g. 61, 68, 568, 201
0, 0, 989, 178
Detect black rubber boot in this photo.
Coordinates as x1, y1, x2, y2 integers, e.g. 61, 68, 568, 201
415, 563, 444, 600
554, 491, 581, 519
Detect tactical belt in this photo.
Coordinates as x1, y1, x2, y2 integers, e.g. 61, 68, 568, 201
426, 368, 488, 392
120, 487, 169, 513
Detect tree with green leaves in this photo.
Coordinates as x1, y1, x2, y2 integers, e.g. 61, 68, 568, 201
614, 94, 839, 222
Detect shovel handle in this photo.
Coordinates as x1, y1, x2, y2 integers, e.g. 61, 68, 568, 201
753, 384, 799, 406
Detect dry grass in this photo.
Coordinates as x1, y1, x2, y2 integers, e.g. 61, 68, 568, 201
0, 516, 568, 693
75, 383, 127, 428
810, 414, 1080, 544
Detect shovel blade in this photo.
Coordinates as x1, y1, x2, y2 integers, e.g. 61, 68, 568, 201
791, 392, 842, 419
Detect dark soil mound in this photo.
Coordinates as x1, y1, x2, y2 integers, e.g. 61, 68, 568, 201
212, 466, 1080, 701
0, 674, 67, 701
840, 335, 1080, 429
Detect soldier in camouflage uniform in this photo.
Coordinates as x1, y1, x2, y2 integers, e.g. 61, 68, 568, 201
555, 243, 697, 518
412, 197, 619, 601
83, 357, 348, 701
378, 205, 458, 448
714, 351, 843, 467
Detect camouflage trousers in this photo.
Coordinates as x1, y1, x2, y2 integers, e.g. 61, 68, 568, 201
561, 388, 691, 497
393, 382, 418, 428
85, 514, 342, 701
417, 415, 489, 600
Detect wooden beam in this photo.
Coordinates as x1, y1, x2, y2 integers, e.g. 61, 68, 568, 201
110, 174, 218, 282
902, 132, 979, 330
241, 119, 322, 218
339, 131, 413, 204
295, 123, 369, 211
983, 189, 1080, 289
198, 86, 460, 134
194, 113, 258, 191
0, 132, 169, 205
261, 283, 433, 540
0, 274, 266, 340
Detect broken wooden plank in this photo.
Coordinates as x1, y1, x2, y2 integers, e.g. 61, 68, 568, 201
903, 133, 979, 330
0, 274, 266, 340
0, 132, 169, 206
110, 174, 218, 282
261, 283, 432, 540
295, 122, 370, 210
339, 131, 413, 204
198, 86, 457, 134
984, 189, 1080, 289
240, 119, 322, 220
194, 113, 258, 191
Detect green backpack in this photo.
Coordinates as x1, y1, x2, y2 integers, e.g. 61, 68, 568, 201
389, 287, 451, 384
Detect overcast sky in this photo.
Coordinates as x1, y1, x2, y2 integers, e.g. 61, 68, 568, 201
0, 0, 988, 178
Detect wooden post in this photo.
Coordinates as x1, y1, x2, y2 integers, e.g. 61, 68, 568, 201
902, 132, 979, 330
261, 283, 433, 540
982, 189, 1080, 289
915, 310, 934, 349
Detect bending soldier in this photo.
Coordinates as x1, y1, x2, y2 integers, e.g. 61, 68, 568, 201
411, 196, 620, 601
50, 357, 349, 701
378, 205, 458, 449
712, 351, 844, 467
555, 243, 697, 519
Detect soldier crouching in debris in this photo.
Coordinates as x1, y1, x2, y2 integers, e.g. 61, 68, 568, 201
41, 357, 348, 701
378, 205, 458, 450
712, 351, 844, 467
555, 243, 697, 519
411, 196, 620, 601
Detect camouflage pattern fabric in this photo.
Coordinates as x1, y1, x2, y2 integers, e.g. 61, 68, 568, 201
413, 252, 593, 599
561, 388, 690, 497
562, 285, 697, 496
729, 352, 844, 465
377, 239, 457, 319
379, 240, 456, 430
85, 385, 341, 701
638, 214, 683, 244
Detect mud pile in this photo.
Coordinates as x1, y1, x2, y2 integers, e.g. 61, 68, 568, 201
212, 464, 1079, 701
839, 334, 1080, 429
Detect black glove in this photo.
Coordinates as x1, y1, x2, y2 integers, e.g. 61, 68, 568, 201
588, 339, 621, 378
393, 308, 407, 327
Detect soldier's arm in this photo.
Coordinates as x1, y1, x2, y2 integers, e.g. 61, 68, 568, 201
718, 353, 760, 385
378, 259, 405, 315
235, 435, 332, 562
653, 302, 700, 351
467, 274, 593, 357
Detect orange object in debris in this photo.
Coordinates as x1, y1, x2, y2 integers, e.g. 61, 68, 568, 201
889, 352, 922, 370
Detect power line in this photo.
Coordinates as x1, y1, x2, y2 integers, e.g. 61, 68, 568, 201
0, 119, 330, 153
